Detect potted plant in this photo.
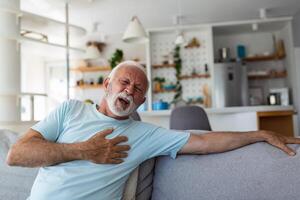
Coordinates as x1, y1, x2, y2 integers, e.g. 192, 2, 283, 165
109, 49, 124, 69
172, 45, 183, 104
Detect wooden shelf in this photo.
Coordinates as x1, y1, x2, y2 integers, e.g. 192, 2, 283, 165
153, 89, 176, 94
243, 54, 285, 62
70, 66, 111, 72
72, 84, 104, 89
187, 101, 203, 105
248, 71, 287, 80
152, 64, 175, 69
179, 74, 211, 80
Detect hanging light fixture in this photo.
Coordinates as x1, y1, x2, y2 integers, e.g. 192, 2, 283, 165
20, 30, 48, 42
175, 31, 185, 45
174, 15, 185, 45
84, 44, 101, 60
123, 16, 148, 43
252, 23, 258, 31
174, 0, 185, 45
259, 8, 267, 19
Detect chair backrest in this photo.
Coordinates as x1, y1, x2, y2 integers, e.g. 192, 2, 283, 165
170, 106, 212, 131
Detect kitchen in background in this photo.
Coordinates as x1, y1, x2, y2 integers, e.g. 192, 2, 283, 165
146, 18, 294, 111
213, 20, 292, 107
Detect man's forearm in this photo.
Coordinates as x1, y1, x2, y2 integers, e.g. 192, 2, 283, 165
7, 136, 84, 168
7, 128, 130, 167
199, 131, 265, 154
182, 131, 265, 155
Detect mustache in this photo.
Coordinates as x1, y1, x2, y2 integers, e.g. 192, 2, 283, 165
117, 92, 133, 102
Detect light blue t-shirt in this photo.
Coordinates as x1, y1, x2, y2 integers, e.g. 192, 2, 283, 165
29, 100, 190, 200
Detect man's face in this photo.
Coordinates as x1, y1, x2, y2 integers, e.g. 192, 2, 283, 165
104, 66, 147, 117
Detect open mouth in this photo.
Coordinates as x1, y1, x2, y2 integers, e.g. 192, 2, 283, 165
117, 97, 130, 108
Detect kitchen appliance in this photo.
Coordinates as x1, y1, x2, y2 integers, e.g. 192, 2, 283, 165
267, 93, 281, 105
213, 62, 248, 108
219, 48, 231, 62
269, 88, 289, 105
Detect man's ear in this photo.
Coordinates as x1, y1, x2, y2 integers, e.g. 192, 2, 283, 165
141, 96, 146, 104
103, 78, 110, 90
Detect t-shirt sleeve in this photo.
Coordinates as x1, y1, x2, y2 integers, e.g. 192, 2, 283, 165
31, 100, 72, 142
145, 127, 190, 159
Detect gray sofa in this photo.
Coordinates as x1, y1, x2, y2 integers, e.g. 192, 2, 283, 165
1, 129, 300, 200
0, 130, 38, 200
151, 142, 300, 200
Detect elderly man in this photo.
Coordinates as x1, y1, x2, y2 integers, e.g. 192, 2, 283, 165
6, 61, 300, 200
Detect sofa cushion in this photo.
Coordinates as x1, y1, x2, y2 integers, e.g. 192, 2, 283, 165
123, 167, 139, 200
135, 130, 208, 200
135, 158, 156, 200
0, 129, 38, 200
152, 141, 300, 200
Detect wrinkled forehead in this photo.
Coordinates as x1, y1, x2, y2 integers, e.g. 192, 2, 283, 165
111, 66, 148, 86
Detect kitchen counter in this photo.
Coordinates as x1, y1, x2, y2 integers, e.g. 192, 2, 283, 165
138, 105, 298, 134
139, 105, 295, 116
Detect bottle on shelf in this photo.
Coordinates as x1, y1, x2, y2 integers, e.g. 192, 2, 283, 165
204, 64, 209, 74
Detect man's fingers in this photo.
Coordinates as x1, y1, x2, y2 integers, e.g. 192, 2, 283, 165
110, 136, 128, 145
107, 158, 123, 164
97, 128, 114, 137
277, 143, 296, 156
113, 145, 131, 152
110, 152, 128, 159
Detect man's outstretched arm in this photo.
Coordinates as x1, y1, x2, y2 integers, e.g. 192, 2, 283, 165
6, 128, 130, 168
179, 130, 300, 156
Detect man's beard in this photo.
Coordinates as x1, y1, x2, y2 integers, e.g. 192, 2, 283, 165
106, 88, 137, 117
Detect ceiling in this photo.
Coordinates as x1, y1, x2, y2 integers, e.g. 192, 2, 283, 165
21, 0, 300, 36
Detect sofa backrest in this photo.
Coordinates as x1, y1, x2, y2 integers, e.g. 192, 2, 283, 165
152, 139, 300, 200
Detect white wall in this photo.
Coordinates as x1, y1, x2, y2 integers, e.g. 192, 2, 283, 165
292, 10, 300, 47
102, 33, 146, 63
0, 0, 21, 122
294, 47, 300, 134
292, 11, 300, 134
21, 53, 46, 93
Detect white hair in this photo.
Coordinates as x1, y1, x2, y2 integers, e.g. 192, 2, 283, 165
108, 60, 149, 92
